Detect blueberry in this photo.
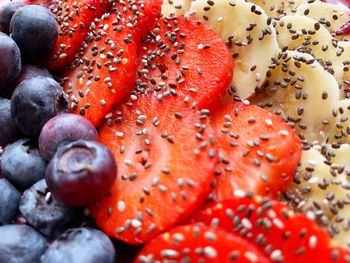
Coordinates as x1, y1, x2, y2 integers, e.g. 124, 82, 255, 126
39, 113, 98, 160
1, 138, 47, 189
0, 98, 22, 146
0, 2, 25, 34
11, 76, 69, 136
0, 224, 47, 263
41, 227, 116, 263
15, 64, 53, 87
46, 140, 117, 207
0, 32, 21, 88
1, 64, 54, 98
0, 178, 20, 224
10, 5, 57, 63
19, 179, 84, 239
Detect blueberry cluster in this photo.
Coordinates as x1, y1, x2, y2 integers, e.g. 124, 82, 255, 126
0, 3, 63, 141
0, 3, 117, 262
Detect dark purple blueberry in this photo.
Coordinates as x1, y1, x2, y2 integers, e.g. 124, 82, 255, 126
39, 113, 98, 161
11, 76, 69, 136
0, 224, 47, 263
41, 228, 116, 263
19, 179, 84, 239
1, 64, 54, 98
0, 2, 25, 34
0, 32, 21, 88
10, 5, 57, 63
15, 64, 53, 86
46, 140, 117, 207
0, 138, 47, 190
0, 98, 22, 146
0, 178, 20, 224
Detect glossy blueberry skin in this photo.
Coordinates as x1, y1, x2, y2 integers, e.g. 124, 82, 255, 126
46, 140, 117, 207
0, 32, 21, 88
2, 64, 54, 98
41, 228, 116, 263
15, 64, 53, 87
1, 64, 54, 98
19, 179, 84, 239
0, 2, 25, 34
0, 98, 21, 146
1, 138, 47, 190
0, 224, 47, 263
0, 179, 20, 224
11, 76, 69, 136
39, 113, 98, 161
10, 5, 57, 63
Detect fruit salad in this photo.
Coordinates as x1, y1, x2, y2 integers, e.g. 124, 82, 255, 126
0, 0, 350, 262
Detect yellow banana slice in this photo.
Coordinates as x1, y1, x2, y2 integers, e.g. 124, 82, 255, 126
295, 1, 349, 34
249, 0, 308, 18
328, 99, 350, 144
328, 144, 350, 247
276, 15, 345, 84
286, 147, 350, 247
338, 41, 350, 98
251, 50, 339, 142
332, 143, 350, 167
189, 0, 279, 98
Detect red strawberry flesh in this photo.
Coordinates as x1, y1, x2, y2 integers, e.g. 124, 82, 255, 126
90, 95, 217, 244
135, 224, 271, 263
209, 101, 302, 201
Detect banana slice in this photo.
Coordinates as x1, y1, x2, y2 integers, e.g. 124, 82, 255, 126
332, 143, 350, 167
331, 197, 350, 247
249, 0, 308, 18
251, 50, 339, 142
189, 0, 279, 98
329, 145, 350, 247
276, 15, 345, 84
161, 0, 190, 16
295, 1, 349, 34
286, 147, 350, 247
338, 41, 350, 98
328, 99, 350, 144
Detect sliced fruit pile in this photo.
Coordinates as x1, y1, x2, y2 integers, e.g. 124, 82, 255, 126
1, 0, 350, 261
162, 0, 350, 249
88, 14, 303, 247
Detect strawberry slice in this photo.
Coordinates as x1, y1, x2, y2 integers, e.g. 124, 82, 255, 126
209, 102, 301, 201
89, 95, 217, 244
110, 0, 161, 36
61, 12, 138, 126
135, 224, 271, 263
60, 0, 161, 127
136, 15, 234, 110
48, 0, 108, 71
192, 195, 348, 262
49, 0, 161, 71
